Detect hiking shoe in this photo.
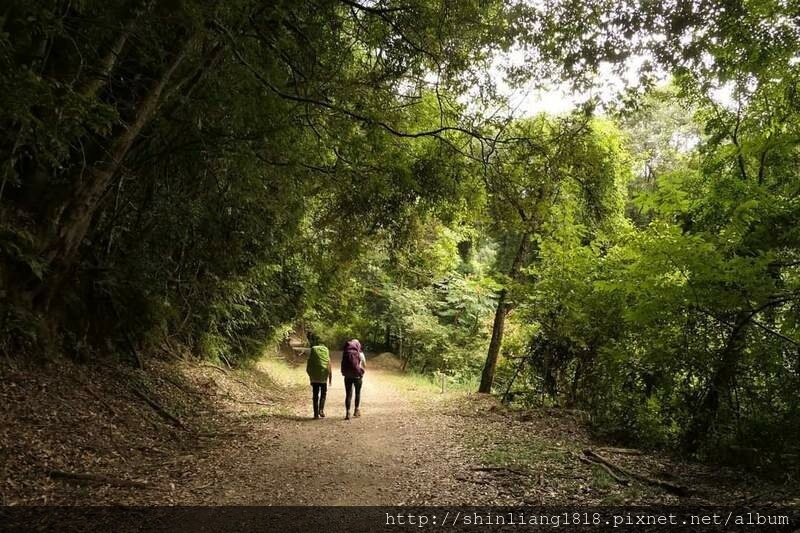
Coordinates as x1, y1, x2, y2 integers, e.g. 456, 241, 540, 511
319, 410, 325, 418
353, 408, 361, 418
313, 414, 319, 419
345, 411, 350, 420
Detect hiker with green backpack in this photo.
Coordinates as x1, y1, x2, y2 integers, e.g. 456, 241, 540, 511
305, 334, 332, 419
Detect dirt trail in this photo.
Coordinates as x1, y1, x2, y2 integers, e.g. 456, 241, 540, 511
196, 351, 479, 505
3, 347, 796, 506
186, 350, 798, 507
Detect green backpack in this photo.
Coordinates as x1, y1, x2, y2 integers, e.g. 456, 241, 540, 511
306, 345, 330, 383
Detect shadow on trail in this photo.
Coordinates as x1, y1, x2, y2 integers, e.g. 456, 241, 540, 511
271, 414, 317, 422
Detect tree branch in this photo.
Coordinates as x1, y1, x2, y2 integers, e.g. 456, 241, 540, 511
212, 21, 487, 142
338, 0, 411, 15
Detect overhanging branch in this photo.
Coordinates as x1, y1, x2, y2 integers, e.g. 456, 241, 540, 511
212, 20, 491, 144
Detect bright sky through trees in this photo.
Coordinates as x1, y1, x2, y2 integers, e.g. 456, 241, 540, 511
492, 48, 744, 117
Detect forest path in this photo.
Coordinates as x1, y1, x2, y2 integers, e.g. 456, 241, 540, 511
3, 346, 792, 506
189, 351, 483, 505
182, 347, 793, 507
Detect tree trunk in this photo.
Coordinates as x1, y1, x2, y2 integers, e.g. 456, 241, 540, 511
398, 331, 404, 368
478, 232, 530, 393
569, 350, 591, 408
77, 0, 153, 98
161, 42, 225, 116
479, 288, 510, 393
501, 354, 527, 404
684, 312, 750, 451
40, 35, 196, 300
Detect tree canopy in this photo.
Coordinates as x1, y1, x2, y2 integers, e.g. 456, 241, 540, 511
1, 0, 799, 460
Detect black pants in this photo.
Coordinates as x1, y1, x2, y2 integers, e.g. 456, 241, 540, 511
311, 383, 327, 416
344, 377, 362, 411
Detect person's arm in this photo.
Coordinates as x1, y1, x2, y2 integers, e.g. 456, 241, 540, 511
359, 351, 366, 370
327, 359, 332, 385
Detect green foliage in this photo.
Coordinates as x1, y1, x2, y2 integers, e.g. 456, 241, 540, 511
0, 0, 512, 365
307, 212, 498, 379
511, 76, 800, 457
1, 0, 798, 463
199, 263, 301, 364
